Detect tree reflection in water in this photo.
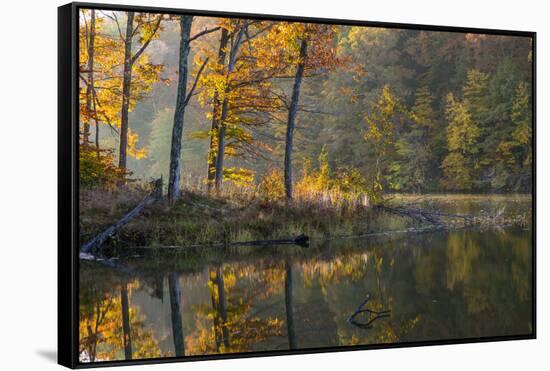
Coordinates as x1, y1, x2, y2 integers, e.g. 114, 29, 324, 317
79, 227, 532, 362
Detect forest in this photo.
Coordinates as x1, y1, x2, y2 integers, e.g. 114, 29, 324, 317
78, 9, 533, 250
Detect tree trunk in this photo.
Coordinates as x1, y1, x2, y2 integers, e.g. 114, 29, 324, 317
89, 10, 100, 158
95, 120, 100, 158
284, 38, 308, 205
118, 12, 134, 170
210, 271, 222, 352
168, 272, 185, 357
121, 282, 133, 360
216, 266, 230, 349
207, 28, 229, 193
214, 26, 246, 192
167, 16, 193, 201
214, 99, 229, 191
284, 260, 297, 349
83, 9, 96, 143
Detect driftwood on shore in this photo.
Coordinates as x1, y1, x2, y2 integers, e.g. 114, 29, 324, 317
80, 178, 163, 254
374, 204, 474, 226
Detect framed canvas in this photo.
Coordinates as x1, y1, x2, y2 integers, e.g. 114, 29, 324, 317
58, 2, 536, 368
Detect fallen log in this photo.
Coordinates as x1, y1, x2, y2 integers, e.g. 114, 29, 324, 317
235, 234, 309, 247
126, 234, 310, 251
80, 178, 163, 254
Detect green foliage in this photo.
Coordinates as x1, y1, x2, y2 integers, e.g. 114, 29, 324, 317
78, 13, 533, 196
441, 152, 474, 190
463, 69, 490, 126
512, 82, 532, 150
441, 93, 480, 190
388, 86, 438, 192
315, 145, 331, 189
445, 93, 480, 154
364, 85, 401, 148
223, 167, 255, 188
488, 81, 532, 190
79, 143, 126, 189
409, 85, 436, 129
486, 58, 519, 124
388, 138, 432, 192
364, 85, 406, 193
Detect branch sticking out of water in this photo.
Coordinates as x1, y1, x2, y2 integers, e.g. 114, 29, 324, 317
348, 295, 391, 329
373, 204, 526, 229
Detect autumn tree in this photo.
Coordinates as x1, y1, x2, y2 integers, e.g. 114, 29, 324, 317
511, 81, 532, 165
212, 21, 247, 191
364, 85, 404, 194
491, 81, 532, 190
283, 36, 307, 205
166, 15, 214, 201
184, 264, 284, 355
79, 10, 165, 185
252, 22, 342, 204
441, 93, 480, 190
79, 9, 121, 148
463, 69, 490, 125
79, 279, 163, 362
114, 12, 163, 170
81, 9, 96, 144
205, 28, 229, 192
197, 20, 283, 192
389, 85, 438, 191
79, 11, 129, 186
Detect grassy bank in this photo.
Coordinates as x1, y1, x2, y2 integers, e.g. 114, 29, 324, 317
80, 185, 532, 256
79, 187, 411, 250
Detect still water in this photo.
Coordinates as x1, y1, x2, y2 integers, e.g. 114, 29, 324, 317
79, 197, 533, 363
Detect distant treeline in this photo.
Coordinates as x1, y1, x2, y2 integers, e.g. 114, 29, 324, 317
323, 29, 533, 193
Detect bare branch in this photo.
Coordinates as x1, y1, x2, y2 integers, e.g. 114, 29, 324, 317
100, 11, 124, 41
130, 16, 162, 65
189, 26, 222, 42
184, 57, 210, 107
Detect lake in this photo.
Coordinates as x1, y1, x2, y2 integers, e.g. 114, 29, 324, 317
79, 195, 533, 362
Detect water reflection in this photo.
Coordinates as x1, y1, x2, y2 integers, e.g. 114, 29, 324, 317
168, 272, 184, 356
79, 227, 532, 363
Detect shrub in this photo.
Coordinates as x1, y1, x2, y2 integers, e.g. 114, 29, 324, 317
79, 143, 127, 189
257, 168, 285, 202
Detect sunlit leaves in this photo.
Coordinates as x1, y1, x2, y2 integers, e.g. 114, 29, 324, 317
79, 280, 163, 362
445, 93, 480, 154
511, 81, 532, 148
441, 93, 480, 190
79, 10, 165, 164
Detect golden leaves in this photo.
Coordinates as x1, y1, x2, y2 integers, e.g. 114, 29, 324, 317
127, 129, 148, 160
79, 10, 166, 158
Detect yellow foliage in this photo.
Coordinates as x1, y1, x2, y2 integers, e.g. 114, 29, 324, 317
127, 129, 148, 160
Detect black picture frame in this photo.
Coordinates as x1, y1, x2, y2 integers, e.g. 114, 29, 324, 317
58, 2, 537, 368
